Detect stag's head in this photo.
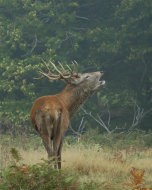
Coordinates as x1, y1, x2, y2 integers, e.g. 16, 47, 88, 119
38, 61, 105, 92
66, 71, 105, 91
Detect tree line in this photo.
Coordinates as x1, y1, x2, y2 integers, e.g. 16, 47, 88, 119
0, 0, 152, 132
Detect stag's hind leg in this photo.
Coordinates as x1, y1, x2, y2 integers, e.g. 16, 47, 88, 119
53, 110, 69, 169
35, 110, 53, 158
57, 138, 63, 169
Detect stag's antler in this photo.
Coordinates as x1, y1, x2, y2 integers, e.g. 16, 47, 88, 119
37, 60, 79, 81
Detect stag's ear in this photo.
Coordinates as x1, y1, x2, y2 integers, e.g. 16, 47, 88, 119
62, 77, 75, 84
62, 77, 76, 85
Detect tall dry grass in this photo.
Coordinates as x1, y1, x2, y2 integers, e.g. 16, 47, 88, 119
0, 136, 152, 189
63, 144, 152, 189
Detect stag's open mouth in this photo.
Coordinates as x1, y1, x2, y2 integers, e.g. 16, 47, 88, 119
98, 72, 105, 85
100, 80, 106, 86
97, 79, 105, 87
93, 80, 105, 91
90, 72, 105, 91
94, 72, 105, 90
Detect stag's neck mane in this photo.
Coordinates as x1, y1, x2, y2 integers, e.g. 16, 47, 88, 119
58, 84, 92, 117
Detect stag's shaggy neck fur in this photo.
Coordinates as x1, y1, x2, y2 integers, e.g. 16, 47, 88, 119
59, 84, 94, 117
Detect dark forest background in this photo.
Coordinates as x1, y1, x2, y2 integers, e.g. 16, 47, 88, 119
0, 0, 152, 134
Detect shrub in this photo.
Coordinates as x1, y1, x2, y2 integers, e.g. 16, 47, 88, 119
0, 148, 78, 190
0, 162, 78, 190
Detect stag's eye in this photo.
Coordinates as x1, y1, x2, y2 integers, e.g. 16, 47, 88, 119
85, 75, 90, 78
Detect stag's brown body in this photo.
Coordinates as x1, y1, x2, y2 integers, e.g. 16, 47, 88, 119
30, 64, 105, 169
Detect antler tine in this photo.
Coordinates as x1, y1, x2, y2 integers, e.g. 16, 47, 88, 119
49, 61, 64, 76
42, 59, 51, 73
58, 62, 66, 73
66, 64, 73, 73
73, 60, 78, 65
41, 59, 62, 80
39, 70, 60, 80
71, 60, 79, 74
49, 61, 75, 79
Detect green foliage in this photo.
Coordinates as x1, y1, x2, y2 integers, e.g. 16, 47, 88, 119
0, 160, 77, 190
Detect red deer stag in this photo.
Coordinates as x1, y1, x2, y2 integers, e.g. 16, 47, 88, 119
30, 62, 105, 169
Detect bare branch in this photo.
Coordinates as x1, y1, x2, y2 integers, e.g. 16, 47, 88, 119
70, 26, 87, 31
130, 104, 152, 130
107, 108, 111, 126
76, 15, 89, 20
69, 116, 86, 142
78, 116, 85, 132
81, 107, 111, 134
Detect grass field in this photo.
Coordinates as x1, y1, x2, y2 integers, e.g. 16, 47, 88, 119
0, 133, 152, 189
